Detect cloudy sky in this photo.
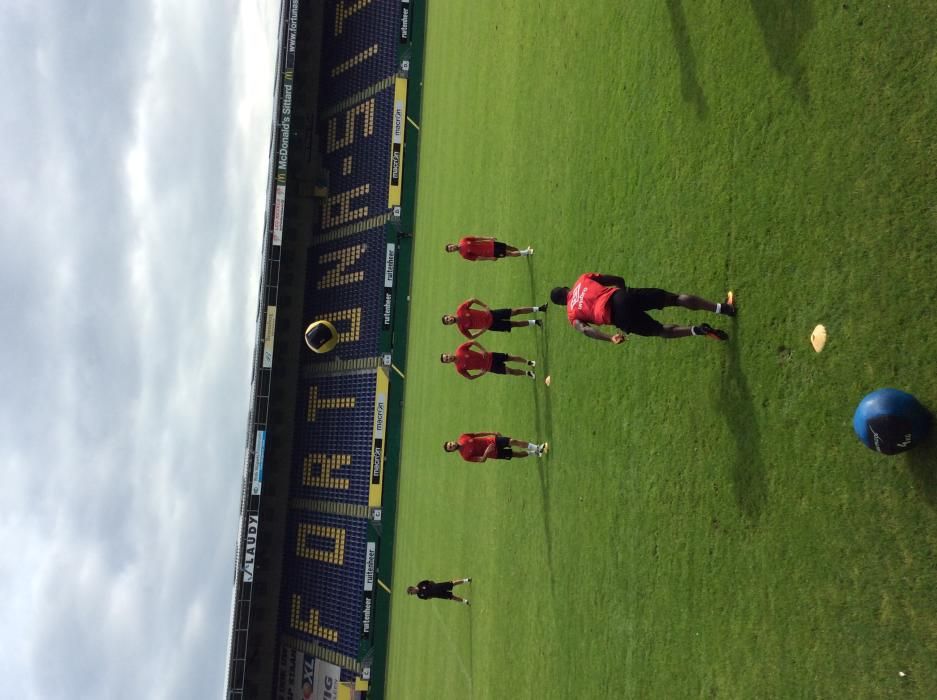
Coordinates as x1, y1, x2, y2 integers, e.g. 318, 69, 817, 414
0, 0, 280, 697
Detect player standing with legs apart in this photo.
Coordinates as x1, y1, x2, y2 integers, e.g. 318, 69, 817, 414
407, 578, 473, 605
549, 273, 734, 343
442, 298, 546, 339
445, 236, 533, 261
440, 340, 536, 380
444, 432, 548, 462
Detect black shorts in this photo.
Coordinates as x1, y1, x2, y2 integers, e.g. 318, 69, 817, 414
489, 352, 508, 374
420, 581, 454, 599
489, 308, 513, 332
610, 288, 679, 336
495, 435, 513, 459
492, 242, 508, 258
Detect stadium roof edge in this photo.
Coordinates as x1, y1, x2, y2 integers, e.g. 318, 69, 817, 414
223, 0, 297, 694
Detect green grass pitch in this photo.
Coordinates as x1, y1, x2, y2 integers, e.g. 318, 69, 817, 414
385, 2, 937, 698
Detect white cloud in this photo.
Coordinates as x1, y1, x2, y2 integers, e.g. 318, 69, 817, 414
0, 0, 279, 697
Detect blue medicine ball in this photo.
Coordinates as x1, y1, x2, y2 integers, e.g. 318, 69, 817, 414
853, 388, 931, 455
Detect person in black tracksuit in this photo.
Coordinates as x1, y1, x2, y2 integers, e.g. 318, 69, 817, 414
407, 577, 472, 605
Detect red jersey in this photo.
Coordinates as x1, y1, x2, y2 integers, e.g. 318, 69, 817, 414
454, 342, 492, 378
566, 273, 617, 326
458, 237, 495, 261
458, 434, 496, 461
456, 301, 492, 337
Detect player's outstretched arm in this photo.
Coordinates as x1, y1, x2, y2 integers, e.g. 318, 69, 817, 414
573, 320, 621, 344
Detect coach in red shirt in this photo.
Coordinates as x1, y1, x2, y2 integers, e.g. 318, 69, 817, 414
441, 298, 545, 338
445, 236, 533, 261
440, 340, 536, 379
549, 273, 735, 342
444, 432, 548, 461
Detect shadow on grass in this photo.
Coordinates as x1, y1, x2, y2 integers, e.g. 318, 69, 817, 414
534, 459, 557, 594
719, 327, 768, 520
466, 603, 475, 685
665, 0, 709, 118
904, 417, 937, 510
527, 385, 559, 598
749, 0, 815, 103
527, 260, 558, 591
526, 260, 554, 440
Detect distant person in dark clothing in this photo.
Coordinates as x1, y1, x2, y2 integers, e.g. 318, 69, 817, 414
407, 577, 472, 605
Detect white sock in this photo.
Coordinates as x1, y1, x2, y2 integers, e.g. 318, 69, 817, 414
520, 247, 532, 255
527, 319, 537, 326
526, 443, 538, 453
715, 303, 722, 314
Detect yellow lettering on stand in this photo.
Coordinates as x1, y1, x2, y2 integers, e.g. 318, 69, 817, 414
291, 594, 339, 642
317, 244, 366, 289
334, 0, 373, 36
320, 308, 362, 342
326, 100, 375, 151
307, 386, 356, 422
322, 185, 370, 228
303, 454, 351, 490
296, 523, 346, 565
331, 45, 379, 77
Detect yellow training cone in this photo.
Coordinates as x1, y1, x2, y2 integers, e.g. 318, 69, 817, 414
810, 324, 827, 352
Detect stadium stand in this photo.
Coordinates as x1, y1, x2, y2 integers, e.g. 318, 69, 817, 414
225, 1, 421, 698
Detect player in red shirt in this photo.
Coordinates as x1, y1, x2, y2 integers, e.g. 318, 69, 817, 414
549, 273, 734, 343
440, 340, 536, 379
441, 298, 546, 338
445, 236, 533, 261
444, 432, 548, 461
